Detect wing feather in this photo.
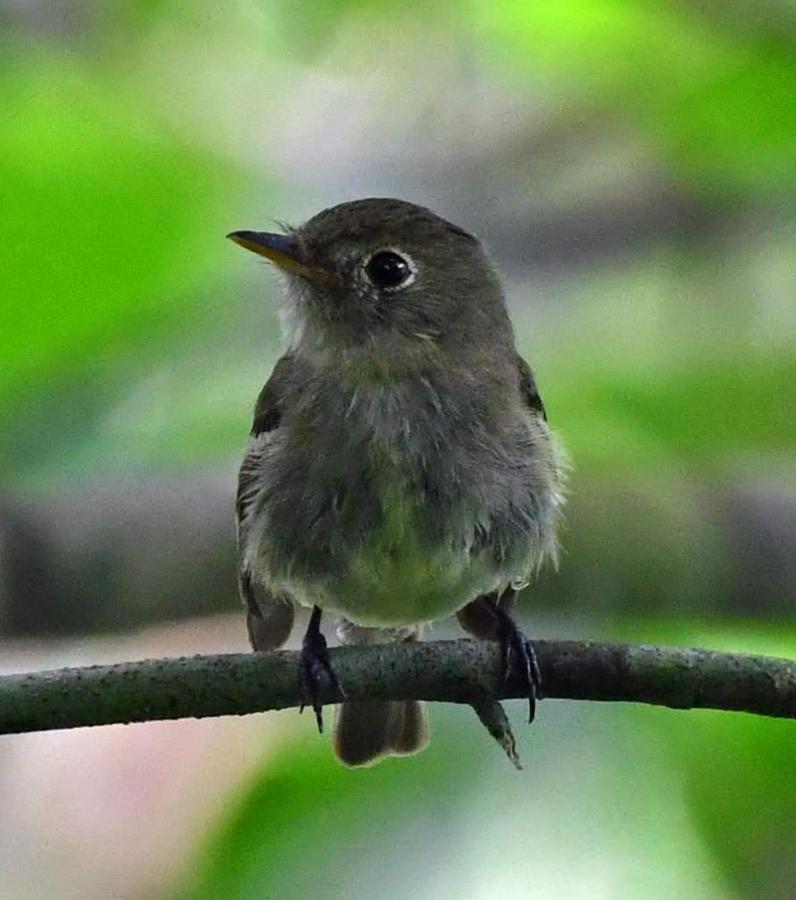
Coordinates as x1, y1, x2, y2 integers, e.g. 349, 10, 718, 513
236, 354, 297, 650
516, 354, 547, 421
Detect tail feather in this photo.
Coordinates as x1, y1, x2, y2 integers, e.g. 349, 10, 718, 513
387, 699, 429, 756
333, 700, 429, 767
333, 621, 430, 767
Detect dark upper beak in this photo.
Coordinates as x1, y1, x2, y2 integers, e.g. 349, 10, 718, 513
226, 230, 330, 282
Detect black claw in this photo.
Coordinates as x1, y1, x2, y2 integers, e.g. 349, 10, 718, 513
298, 606, 343, 733
493, 594, 543, 723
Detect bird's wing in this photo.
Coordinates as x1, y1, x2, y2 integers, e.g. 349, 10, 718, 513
237, 353, 297, 651
457, 354, 553, 640
236, 354, 292, 522
515, 353, 547, 421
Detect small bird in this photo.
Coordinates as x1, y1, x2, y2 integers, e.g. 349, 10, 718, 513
229, 199, 565, 766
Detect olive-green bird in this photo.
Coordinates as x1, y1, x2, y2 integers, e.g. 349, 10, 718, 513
229, 198, 565, 766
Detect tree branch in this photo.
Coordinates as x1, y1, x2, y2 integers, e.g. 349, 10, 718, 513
0, 639, 793, 736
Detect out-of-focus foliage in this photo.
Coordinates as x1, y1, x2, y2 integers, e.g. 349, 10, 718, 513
1, 41, 249, 478
477, 0, 796, 195
622, 622, 796, 898
1, 0, 794, 897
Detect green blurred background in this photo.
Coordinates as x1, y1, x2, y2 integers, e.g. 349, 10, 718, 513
1, 1, 794, 898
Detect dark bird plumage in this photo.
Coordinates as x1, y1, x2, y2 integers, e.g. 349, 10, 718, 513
231, 199, 565, 765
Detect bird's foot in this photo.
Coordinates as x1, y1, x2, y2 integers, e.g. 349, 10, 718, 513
299, 606, 343, 733
494, 598, 543, 723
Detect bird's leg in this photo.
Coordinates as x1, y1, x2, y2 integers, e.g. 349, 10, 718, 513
299, 605, 343, 733
492, 587, 544, 723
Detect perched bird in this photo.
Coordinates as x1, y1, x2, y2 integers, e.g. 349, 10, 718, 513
229, 199, 565, 766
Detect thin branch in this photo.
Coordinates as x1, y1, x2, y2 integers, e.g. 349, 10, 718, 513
0, 640, 793, 736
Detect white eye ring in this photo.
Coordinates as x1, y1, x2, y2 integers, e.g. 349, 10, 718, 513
362, 248, 418, 292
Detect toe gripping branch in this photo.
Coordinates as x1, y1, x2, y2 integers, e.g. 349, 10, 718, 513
493, 588, 544, 723
299, 606, 344, 732
297, 592, 541, 735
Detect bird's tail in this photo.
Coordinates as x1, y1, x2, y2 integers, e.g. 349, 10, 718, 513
332, 622, 429, 767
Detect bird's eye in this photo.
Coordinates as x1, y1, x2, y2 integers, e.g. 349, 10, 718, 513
363, 250, 415, 291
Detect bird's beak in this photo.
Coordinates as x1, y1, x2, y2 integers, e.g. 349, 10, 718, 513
227, 230, 331, 282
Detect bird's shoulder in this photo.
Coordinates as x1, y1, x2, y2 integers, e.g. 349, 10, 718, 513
250, 352, 302, 437
236, 353, 302, 527
515, 353, 547, 422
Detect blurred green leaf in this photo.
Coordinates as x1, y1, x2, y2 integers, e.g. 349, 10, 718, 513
0, 45, 243, 424
553, 354, 796, 471
477, 0, 796, 195
176, 724, 464, 900
616, 623, 796, 897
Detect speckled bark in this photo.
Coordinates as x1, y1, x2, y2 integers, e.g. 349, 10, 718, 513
0, 639, 793, 735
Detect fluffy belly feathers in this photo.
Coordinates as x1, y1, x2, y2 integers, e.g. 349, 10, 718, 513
242, 379, 561, 629
271, 481, 513, 626
247, 453, 543, 627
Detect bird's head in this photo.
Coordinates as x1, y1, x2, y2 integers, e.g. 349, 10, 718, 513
229, 198, 512, 374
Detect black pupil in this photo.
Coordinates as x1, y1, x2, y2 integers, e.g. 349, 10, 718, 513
365, 251, 410, 289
